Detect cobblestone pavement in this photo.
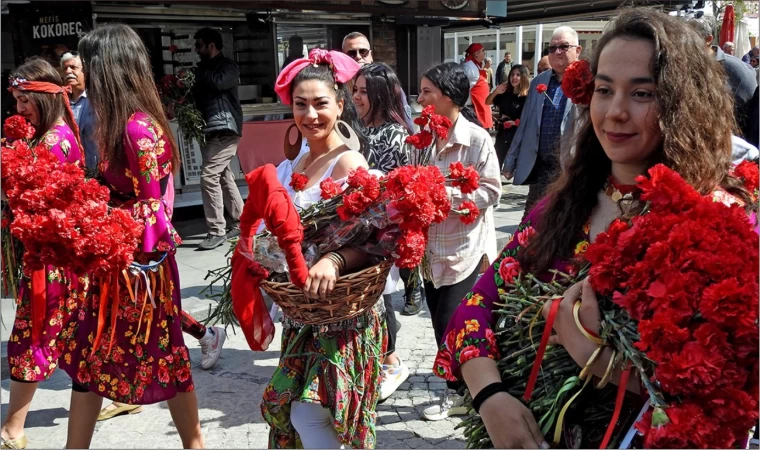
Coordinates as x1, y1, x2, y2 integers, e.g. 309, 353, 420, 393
0, 184, 527, 449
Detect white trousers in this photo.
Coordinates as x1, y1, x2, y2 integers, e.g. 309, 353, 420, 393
290, 401, 344, 449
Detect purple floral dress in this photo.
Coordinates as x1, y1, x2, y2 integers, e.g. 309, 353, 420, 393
58, 112, 192, 404
7, 120, 87, 382
432, 201, 587, 381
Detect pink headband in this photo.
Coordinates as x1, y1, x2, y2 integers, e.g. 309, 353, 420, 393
275, 48, 361, 105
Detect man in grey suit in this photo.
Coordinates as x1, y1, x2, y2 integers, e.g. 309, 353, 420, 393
504, 26, 581, 217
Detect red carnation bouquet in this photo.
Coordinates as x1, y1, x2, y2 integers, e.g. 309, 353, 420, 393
583, 164, 759, 448
1, 115, 143, 279
158, 70, 205, 146
460, 164, 758, 449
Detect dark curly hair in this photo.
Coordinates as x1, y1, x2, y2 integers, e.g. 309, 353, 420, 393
519, 8, 747, 274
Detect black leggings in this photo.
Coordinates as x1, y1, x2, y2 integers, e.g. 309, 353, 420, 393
10, 375, 35, 383
383, 294, 397, 355
72, 382, 89, 393
424, 263, 481, 391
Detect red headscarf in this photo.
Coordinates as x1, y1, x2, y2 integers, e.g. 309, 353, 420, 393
465, 43, 485, 67
8, 78, 84, 165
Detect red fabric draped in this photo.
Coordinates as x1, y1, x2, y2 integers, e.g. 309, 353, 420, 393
9, 80, 84, 166
231, 164, 309, 351
720, 5, 735, 47
471, 71, 493, 129
30, 269, 46, 346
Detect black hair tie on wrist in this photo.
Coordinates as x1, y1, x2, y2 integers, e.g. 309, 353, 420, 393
473, 382, 509, 414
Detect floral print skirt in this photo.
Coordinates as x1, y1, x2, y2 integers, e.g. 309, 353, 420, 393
57, 255, 193, 404
261, 306, 387, 449
7, 266, 86, 382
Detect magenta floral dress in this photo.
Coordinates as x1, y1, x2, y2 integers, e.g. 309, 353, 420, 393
7, 120, 88, 382
432, 201, 587, 381
58, 112, 192, 404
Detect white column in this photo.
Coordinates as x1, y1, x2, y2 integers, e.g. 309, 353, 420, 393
516, 25, 523, 64
454, 32, 459, 62
534, 23, 543, 75
496, 27, 501, 62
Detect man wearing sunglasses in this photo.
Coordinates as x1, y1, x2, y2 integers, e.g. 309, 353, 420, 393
342, 32, 373, 65
342, 31, 414, 131
504, 26, 581, 218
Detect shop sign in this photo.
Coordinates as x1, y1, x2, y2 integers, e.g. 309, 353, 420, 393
9, 2, 93, 65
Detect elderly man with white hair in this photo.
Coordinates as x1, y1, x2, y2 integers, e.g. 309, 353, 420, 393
504, 26, 581, 217
60, 52, 97, 169
723, 41, 735, 56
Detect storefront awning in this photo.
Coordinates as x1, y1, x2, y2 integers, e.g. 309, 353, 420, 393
446, 0, 691, 28
91, 0, 488, 19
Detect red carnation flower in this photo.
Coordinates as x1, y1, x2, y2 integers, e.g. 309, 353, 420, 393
394, 228, 427, 269
3, 115, 35, 141
405, 130, 434, 150
168, 44, 179, 54
562, 59, 595, 105
429, 114, 453, 140
536, 83, 548, 94
450, 165, 479, 194
449, 161, 465, 179
734, 160, 759, 195
319, 177, 342, 200
457, 200, 480, 225
289, 172, 308, 192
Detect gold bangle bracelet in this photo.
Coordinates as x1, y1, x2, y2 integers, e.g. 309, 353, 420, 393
596, 350, 617, 389
573, 301, 604, 346
324, 254, 344, 274
579, 345, 605, 381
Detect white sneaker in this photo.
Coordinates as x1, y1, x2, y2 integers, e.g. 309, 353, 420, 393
199, 327, 226, 369
379, 359, 410, 401
421, 390, 468, 421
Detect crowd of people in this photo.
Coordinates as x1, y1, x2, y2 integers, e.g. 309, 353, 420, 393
1, 6, 758, 450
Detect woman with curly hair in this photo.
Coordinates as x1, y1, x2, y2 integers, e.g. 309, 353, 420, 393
432, 8, 751, 448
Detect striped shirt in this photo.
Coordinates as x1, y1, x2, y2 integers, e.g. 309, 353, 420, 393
425, 115, 502, 288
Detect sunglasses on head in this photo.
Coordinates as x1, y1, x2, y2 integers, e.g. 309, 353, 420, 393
547, 44, 578, 54
346, 48, 370, 58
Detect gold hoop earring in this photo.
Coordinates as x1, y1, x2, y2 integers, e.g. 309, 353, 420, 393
334, 120, 360, 151
283, 123, 302, 160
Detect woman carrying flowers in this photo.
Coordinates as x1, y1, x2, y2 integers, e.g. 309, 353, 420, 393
352, 61, 422, 401
432, 9, 755, 448
416, 62, 502, 422
55, 24, 203, 448
1, 58, 86, 450
262, 48, 386, 449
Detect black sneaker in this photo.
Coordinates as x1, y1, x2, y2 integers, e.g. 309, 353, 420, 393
401, 288, 422, 316
198, 233, 226, 250
225, 227, 241, 239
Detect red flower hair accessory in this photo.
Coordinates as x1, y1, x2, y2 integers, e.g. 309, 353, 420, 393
562, 59, 595, 105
